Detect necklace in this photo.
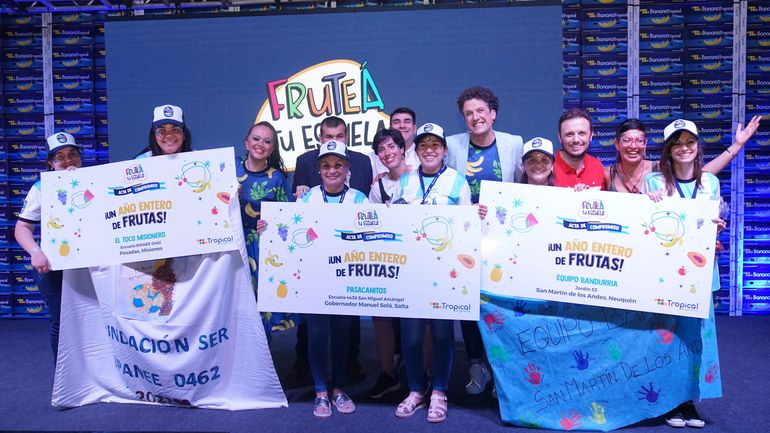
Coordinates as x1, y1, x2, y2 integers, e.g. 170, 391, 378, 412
616, 161, 645, 194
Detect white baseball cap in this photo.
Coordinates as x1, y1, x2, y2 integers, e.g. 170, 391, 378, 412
522, 137, 554, 161
663, 119, 699, 141
414, 123, 446, 146
318, 140, 348, 161
152, 104, 184, 128
46, 132, 79, 154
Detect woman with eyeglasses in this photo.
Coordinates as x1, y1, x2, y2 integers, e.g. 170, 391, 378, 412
605, 116, 762, 193
135, 104, 192, 158
15, 132, 83, 362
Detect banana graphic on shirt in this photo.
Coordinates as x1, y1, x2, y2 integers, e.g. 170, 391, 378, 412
465, 156, 485, 176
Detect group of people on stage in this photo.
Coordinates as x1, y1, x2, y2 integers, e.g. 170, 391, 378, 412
17, 85, 762, 427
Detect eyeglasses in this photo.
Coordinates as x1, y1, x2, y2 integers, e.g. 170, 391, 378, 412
154, 125, 184, 137
619, 136, 647, 146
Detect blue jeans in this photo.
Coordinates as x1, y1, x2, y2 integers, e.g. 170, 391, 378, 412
36, 270, 63, 361
401, 318, 454, 392
306, 314, 352, 392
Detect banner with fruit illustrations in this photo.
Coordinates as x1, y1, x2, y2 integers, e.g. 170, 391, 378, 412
40, 148, 239, 270
52, 202, 287, 409
479, 181, 718, 319
257, 202, 482, 320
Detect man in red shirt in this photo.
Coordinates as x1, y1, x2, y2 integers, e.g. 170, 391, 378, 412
553, 108, 605, 190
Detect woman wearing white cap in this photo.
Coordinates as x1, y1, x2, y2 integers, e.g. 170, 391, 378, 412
301, 139, 367, 418
605, 116, 761, 194
14, 132, 83, 360
642, 118, 761, 429
391, 122, 474, 423
135, 104, 192, 158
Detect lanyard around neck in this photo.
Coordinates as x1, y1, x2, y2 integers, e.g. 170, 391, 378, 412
419, 165, 447, 205
322, 185, 348, 203
675, 178, 698, 199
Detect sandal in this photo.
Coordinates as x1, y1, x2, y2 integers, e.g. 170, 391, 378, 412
395, 392, 425, 418
313, 396, 332, 418
427, 393, 448, 423
332, 391, 356, 414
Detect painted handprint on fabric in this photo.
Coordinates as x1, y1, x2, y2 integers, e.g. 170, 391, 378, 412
559, 409, 582, 430
704, 364, 719, 383
638, 382, 660, 403
482, 309, 505, 332
573, 350, 590, 370
513, 300, 528, 317
654, 322, 676, 344
605, 339, 622, 361
588, 402, 607, 425
524, 362, 541, 385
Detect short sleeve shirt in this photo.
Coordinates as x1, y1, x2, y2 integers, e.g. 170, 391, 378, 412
465, 141, 503, 204
302, 186, 369, 204
18, 181, 42, 223
393, 166, 471, 206
554, 151, 605, 189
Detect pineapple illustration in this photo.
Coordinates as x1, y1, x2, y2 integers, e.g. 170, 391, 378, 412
59, 240, 70, 256
490, 264, 502, 282
276, 280, 288, 298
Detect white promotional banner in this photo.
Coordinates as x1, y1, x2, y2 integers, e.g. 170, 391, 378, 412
258, 202, 482, 320
40, 148, 239, 270
52, 194, 287, 409
479, 181, 718, 319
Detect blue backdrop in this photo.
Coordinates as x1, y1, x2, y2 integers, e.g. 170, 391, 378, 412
105, 4, 563, 163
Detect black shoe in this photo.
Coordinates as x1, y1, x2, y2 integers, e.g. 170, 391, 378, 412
680, 402, 705, 428
347, 358, 366, 382
368, 371, 401, 399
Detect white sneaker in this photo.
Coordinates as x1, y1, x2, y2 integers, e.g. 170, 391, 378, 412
465, 363, 491, 395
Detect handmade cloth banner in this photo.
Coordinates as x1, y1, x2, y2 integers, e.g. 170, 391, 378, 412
480, 295, 721, 431
51, 191, 287, 410
258, 202, 482, 320
479, 182, 718, 318
40, 148, 239, 269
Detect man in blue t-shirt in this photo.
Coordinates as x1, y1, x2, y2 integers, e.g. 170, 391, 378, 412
445, 86, 524, 397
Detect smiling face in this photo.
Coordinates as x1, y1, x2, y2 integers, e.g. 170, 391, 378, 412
376, 136, 405, 170
416, 135, 446, 174
319, 154, 349, 193
558, 117, 592, 158
390, 112, 416, 146
154, 123, 185, 155
523, 151, 554, 185
462, 98, 496, 138
244, 124, 275, 164
670, 130, 699, 167
615, 128, 647, 164
49, 146, 82, 171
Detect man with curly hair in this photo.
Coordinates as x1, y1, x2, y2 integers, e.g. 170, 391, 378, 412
444, 86, 524, 397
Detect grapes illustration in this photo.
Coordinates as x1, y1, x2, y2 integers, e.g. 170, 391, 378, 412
277, 223, 289, 241
495, 206, 507, 225
56, 189, 68, 205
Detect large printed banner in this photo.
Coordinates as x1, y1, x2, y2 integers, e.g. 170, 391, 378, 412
41, 148, 239, 270
479, 297, 721, 431
52, 199, 286, 409
479, 182, 718, 319
258, 202, 481, 320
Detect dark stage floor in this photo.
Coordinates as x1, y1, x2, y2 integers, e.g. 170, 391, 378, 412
1, 315, 769, 433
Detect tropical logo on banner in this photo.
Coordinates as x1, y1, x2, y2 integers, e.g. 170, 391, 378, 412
254, 59, 390, 170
